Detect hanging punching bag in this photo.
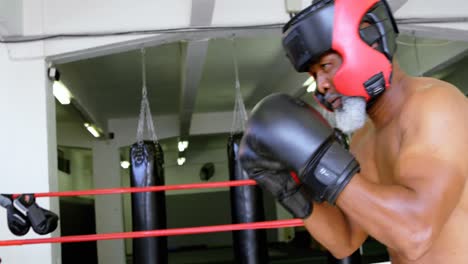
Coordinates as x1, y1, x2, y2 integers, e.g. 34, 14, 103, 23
130, 141, 167, 264
228, 133, 269, 264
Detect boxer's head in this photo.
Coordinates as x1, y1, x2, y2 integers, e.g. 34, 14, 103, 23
282, 0, 399, 110
282, 0, 398, 133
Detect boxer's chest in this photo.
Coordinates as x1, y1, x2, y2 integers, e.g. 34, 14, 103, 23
351, 122, 401, 184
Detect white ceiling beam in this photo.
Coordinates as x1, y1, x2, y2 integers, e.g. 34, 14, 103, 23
400, 24, 468, 42
47, 26, 281, 65
190, 0, 216, 26
388, 0, 408, 13
179, 40, 209, 138
178, 0, 215, 141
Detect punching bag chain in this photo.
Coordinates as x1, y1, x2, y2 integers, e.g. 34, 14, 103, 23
230, 37, 248, 135
136, 48, 158, 145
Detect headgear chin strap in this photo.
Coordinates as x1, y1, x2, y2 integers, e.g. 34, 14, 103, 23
282, 0, 399, 106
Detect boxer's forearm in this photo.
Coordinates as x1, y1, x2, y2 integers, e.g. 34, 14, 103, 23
303, 201, 368, 258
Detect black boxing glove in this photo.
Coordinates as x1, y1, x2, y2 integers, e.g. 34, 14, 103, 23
240, 93, 359, 205
0, 194, 31, 236
240, 142, 314, 218
13, 194, 59, 235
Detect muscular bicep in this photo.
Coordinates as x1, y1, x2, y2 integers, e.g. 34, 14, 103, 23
396, 88, 468, 235
395, 149, 465, 231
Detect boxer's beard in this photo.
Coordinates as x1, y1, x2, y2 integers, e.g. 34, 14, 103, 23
334, 96, 367, 135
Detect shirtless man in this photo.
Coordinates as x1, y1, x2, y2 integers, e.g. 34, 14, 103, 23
239, 0, 468, 263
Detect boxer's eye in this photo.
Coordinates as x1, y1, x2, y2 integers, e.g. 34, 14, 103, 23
321, 63, 331, 71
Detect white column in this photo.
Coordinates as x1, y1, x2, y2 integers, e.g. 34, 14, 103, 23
92, 140, 126, 264
0, 43, 60, 263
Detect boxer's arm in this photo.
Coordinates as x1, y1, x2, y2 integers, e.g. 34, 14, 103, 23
301, 128, 370, 258
336, 87, 467, 261
303, 202, 369, 258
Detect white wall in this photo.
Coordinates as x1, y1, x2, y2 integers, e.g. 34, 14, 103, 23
57, 147, 94, 199
92, 141, 126, 264
0, 43, 60, 263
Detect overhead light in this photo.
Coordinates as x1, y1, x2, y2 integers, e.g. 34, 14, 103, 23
306, 80, 317, 93
120, 161, 130, 169
303, 76, 315, 87
84, 123, 100, 138
178, 141, 189, 152
177, 151, 186, 166
177, 157, 186, 166
52, 81, 72, 105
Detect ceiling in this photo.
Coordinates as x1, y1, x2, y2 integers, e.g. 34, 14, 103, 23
56, 34, 305, 125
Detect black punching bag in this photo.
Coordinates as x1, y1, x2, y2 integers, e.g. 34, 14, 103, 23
130, 141, 167, 264
228, 133, 269, 263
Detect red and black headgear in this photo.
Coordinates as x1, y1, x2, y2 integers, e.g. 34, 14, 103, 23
282, 0, 399, 107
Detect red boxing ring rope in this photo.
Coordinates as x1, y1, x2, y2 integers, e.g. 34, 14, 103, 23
10, 179, 257, 198
3, 179, 302, 247
0, 219, 303, 246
